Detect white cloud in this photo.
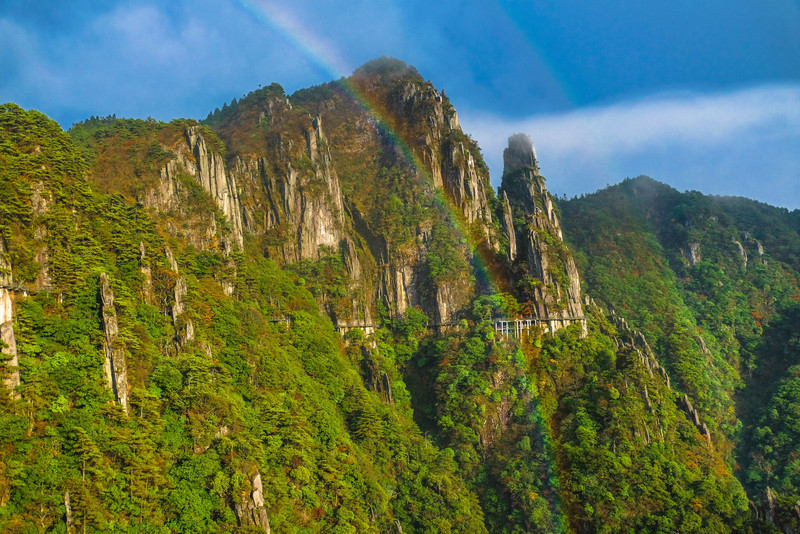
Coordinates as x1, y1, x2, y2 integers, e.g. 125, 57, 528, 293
461, 84, 800, 209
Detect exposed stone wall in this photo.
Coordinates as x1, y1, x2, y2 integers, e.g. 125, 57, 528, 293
1, 238, 20, 398
100, 273, 128, 413
499, 134, 584, 331
234, 471, 271, 532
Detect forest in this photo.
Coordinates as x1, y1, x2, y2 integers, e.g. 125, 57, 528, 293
1, 58, 799, 533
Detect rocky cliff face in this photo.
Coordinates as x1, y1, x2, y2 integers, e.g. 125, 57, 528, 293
205, 64, 500, 326
0, 238, 20, 398
234, 471, 271, 533
128, 65, 589, 331
141, 126, 244, 253
185, 126, 245, 250
332, 71, 497, 325
100, 273, 129, 413
391, 78, 494, 230
164, 246, 194, 348
224, 114, 344, 263
499, 134, 584, 329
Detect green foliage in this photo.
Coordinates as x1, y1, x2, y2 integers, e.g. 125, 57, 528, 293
4, 75, 796, 534
203, 83, 286, 127
352, 57, 421, 81
425, 220, 470, 286
562, 176, 800, 529
1, 106, 490, 533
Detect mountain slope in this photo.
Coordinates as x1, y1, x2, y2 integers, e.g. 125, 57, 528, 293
0, 60, 788, 532
562, 176, 800, 529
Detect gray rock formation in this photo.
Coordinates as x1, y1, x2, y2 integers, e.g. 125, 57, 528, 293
0, 238, 20, 398
143, 127, 245, 252
185, 126, 245, 250
395, 80, 494, 237
0, 291, 19, 398
29, 181, 52, 291
504, 133, 539, 174
750, 486, 800, 533
732, 238, 747, 270
441, 138, 493, 227
499, 134, 584, 331
686, 242, 702, 266
64, 491, 73, 530
500, 191, 517, 262
100, 273, 128, 413
241, 116, 345, 263
139, 242, 154, 304
298, 116, 344, 259
235, 471, 271, 532
164, 247, 194, 347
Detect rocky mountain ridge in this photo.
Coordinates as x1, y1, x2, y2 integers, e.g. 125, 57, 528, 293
1, 58, 796, 533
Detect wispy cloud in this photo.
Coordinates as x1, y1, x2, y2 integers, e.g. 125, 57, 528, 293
461, 84, 800, 209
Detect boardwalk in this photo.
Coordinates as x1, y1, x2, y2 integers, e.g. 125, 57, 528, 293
332, 316, 586, 338
492, 317, 586, 337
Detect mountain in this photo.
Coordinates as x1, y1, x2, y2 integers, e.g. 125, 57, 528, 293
0, 57, 797, 533
561, 176, 800, 529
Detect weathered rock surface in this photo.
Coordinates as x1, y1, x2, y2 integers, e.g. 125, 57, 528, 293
441, 137, 492, 227
142, 127, 244, 253
139, 242, 154, 304
499, 134, 584, 330
749, 486, 800, 533
232, 115, 345, 263
1, 238, 20, 398
234, 471, 271, 532
100, 273, 128, 413
164, 247, 194, 347
500, 191, 517, 262
185, 126, 245, 249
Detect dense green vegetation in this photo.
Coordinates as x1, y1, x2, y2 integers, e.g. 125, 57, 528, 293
0, 104, 486, 533
562, 176, 800, 527
2, 62, 799, 533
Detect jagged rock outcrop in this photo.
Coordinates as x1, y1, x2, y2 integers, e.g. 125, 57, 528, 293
64, 491, 73, 531
164, 247, 194, 347
31, 181, 52, 291
139, 242, 154, 304
142, 127, 245, 252
391, 79, 494, 236
100, 273, 128, 413
500, 192, 517, 262
184, 126, 245, 249
209, 68, 496, 328
1, 238, 20, 398
685, 242, 702, 266
236, 115, 345, 263
384, 80, 498, 323
297, 116, 344, 258
441, 138, 493, 227
234, 471, 271, 532
499, 134, 583, 331
750, 486, 800, 533
732, 237, 747, 269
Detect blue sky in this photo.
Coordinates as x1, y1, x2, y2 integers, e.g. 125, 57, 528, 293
2, 0, 799, 208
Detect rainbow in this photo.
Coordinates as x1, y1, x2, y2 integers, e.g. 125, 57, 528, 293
231, 0, 503, 291
230, 1, 567, 528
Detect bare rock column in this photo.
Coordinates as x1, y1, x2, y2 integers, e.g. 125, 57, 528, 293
100, 273, 128, 413
235, 471, 271, 532
499, 134, 584, 331
1, 238, 20, 398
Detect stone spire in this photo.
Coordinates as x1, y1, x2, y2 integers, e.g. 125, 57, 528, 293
503, 133, 538, 176
499, 134, 584, 333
